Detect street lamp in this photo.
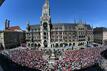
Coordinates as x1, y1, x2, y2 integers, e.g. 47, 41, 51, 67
0, 0, 5, 6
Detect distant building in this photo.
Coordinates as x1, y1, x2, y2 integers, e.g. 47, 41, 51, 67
7, 26, 22, 32
0, 31, 24, 50
93, 27, 107, 45
0, 20, 25, 50
26, 0, 93, 50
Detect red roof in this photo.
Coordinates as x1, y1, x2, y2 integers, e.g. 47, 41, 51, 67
7, 26, 21, 31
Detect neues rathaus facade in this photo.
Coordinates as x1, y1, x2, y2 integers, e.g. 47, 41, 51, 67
26, 0, 93, 50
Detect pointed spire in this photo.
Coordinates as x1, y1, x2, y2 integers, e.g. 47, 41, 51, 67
45, 0, 49, 5
45, 0, 49, 3
42, 0, 50, 17
44, 0, 49, 8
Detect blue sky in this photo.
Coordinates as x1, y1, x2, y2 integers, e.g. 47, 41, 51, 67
0, 0, 107, 30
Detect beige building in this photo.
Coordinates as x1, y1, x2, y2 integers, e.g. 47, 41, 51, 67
0, 31, 24, 50
0, 19, 25, 50
94, 27, 107, 45
26, 0, 93, 50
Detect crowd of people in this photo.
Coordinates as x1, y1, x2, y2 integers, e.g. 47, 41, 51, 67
54, 47, 104, 71
8, 48, 49, 71
1, 46, 107, 71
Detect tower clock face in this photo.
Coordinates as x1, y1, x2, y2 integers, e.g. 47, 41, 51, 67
43, 22, 48, 30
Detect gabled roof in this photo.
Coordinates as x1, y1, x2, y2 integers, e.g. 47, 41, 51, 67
7, 26, 21, 31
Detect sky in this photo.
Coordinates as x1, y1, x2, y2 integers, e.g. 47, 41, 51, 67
0, 0, 107, 30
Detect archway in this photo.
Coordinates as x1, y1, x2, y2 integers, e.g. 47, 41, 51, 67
60, 43, 63, 47
28, 43, 30, 47
44, 40, 47, 47
35, 43, 37, 48
69, 43, 72, 46
55, 43, 59, 48
31, 43, 34, 47
38, 44, 41, 47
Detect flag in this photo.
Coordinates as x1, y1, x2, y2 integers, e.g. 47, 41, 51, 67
0, 0, 5, 6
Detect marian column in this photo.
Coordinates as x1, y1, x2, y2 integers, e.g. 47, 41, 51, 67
40, 0, 51, 48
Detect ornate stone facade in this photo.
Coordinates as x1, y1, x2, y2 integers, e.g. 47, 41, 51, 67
26, 0, 93, 50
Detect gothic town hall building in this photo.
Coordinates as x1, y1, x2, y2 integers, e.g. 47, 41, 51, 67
26, 0, 93, 50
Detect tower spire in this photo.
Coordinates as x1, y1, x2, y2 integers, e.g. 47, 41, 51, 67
42, 0, 50, 17
45, 0, 49, 7
45, 0, 49, 4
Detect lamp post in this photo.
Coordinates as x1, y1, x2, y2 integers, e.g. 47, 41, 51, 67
0, 0, 5, 6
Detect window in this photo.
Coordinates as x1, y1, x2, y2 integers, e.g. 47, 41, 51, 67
35, 44, 37, 47
44, 40, 47, 47
44, 36, 47, 39
28, 43, 30, 47
78, 43, 84, 46
44, 32, 47, 35
73, 43, 75, 46
31, 43, 34, 47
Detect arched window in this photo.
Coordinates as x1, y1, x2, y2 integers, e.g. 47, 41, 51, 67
35, 43, 37, 47
44, 40, 47, 47
28, 43, 30, 47
31, 43, 34, 47
44, 32, 47, 35
60, 43, 63, 47
64, 43, 68, 47
69, 43, 72, 46
56, 43, 59, 47
38, 44, 41, 47
73, 43, 75, 46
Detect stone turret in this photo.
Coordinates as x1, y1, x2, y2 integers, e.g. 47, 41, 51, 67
5, 19, 10, 30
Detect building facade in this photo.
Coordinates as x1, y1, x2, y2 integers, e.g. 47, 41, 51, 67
26, 0, 93, 50
0, 31, 24, 50
93, 27, 107, 45
0, 19, 25, 50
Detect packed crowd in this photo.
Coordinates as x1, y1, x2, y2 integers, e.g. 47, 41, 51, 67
54, 47, 104, 71
8, 48, 49, 71
1, 46, 107, 71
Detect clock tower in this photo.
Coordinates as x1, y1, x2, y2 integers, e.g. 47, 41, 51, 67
40, 0, 51, 48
